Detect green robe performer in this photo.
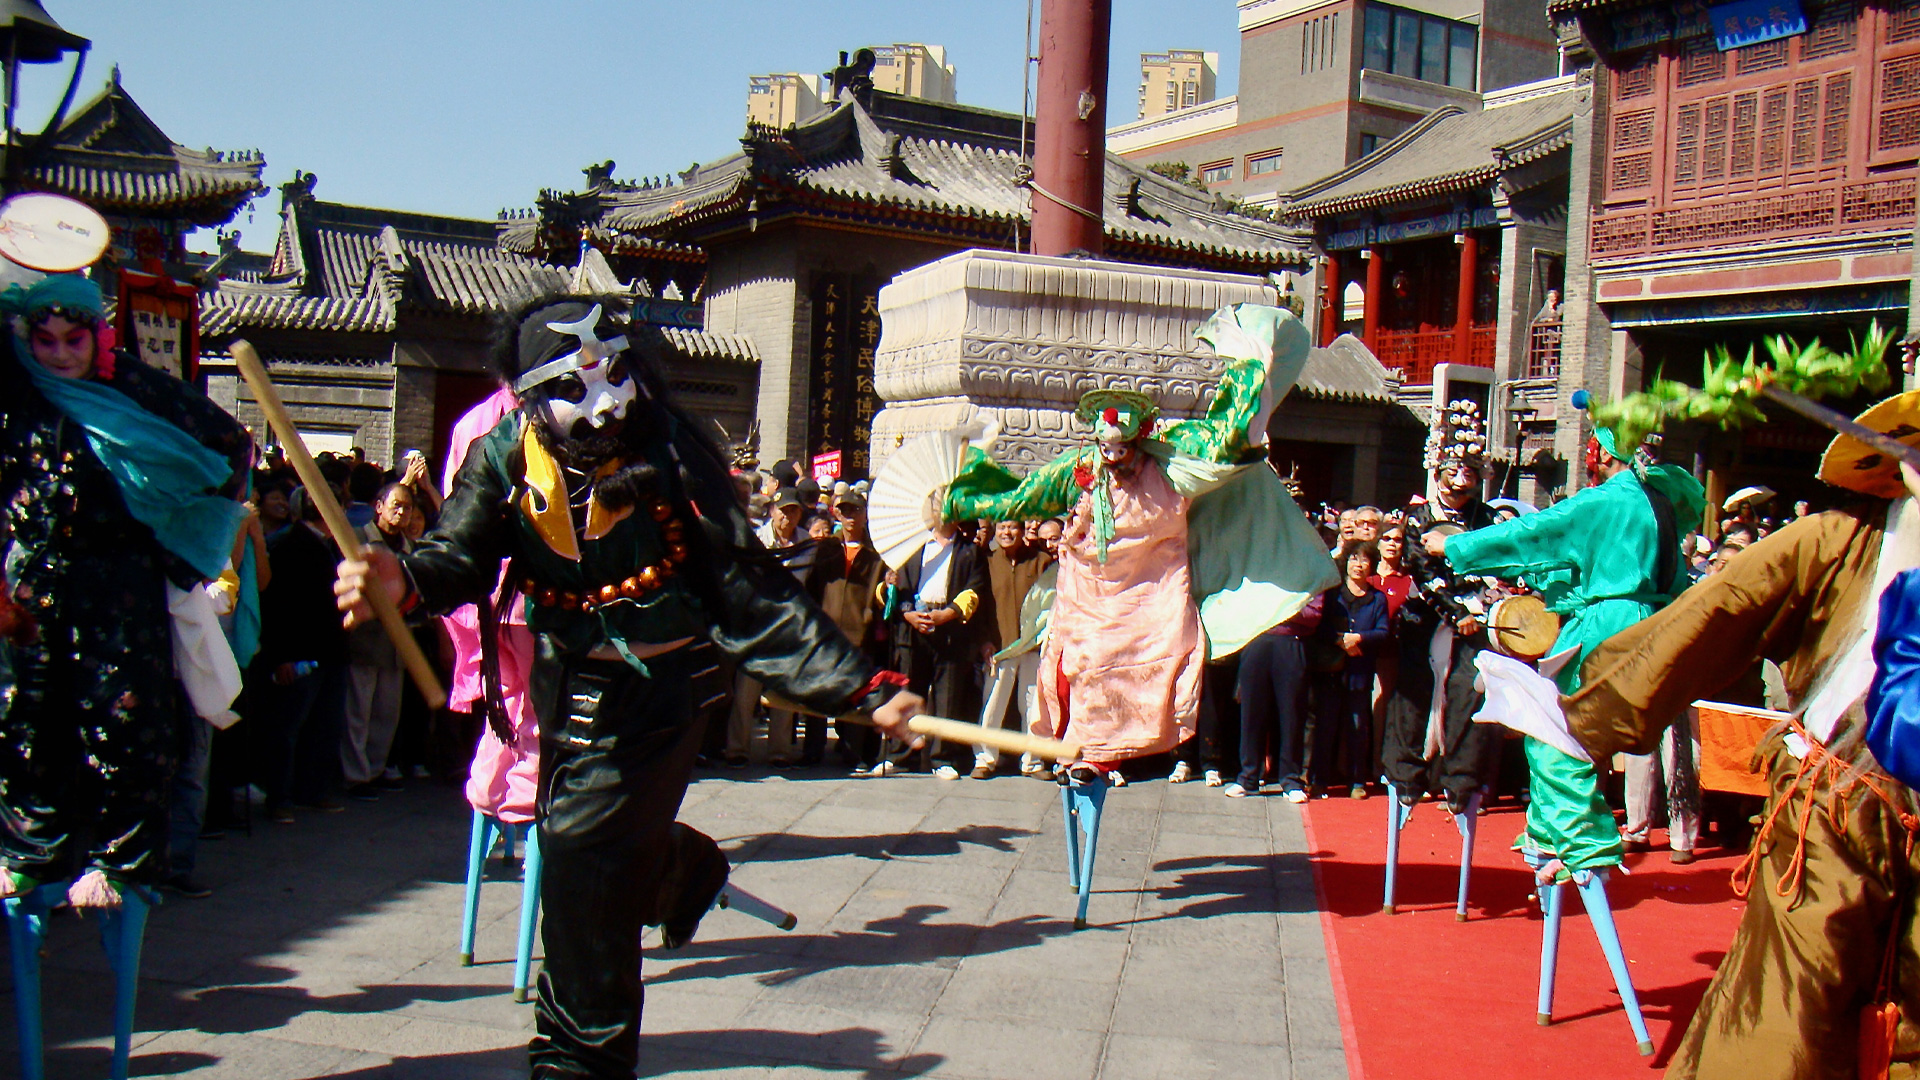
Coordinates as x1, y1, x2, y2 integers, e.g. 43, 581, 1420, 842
1431, 409, 1703, 877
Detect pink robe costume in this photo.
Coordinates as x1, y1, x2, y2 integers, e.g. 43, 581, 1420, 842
442, 387, 540, 824
1039, 458, 1202, 762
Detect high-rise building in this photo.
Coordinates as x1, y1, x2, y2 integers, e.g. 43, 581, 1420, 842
866, 43, 957, 103
1137, 49, 1219, 119
747, 73, 826, 129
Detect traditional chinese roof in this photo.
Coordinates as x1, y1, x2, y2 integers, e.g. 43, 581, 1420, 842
1296, 334, 1399, 406
19, 69, 265, 226
203, 174, 574, 337
1282, 87, 1574, 219
499, 90, 1310, 271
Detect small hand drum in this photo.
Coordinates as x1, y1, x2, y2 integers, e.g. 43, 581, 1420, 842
1488, 594, 1559, 662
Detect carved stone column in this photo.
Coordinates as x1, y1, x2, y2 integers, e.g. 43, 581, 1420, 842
871, 250, 1276, 474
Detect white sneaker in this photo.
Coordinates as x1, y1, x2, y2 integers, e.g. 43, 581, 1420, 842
1168, 761, 1193, 784
869, 760, 896, 778
1284, 788, 1309, 804
1204, 769, 1224, 787
932, 764, 960, 780
1110, 772, 1128, 788
1223, 782, 1249, 798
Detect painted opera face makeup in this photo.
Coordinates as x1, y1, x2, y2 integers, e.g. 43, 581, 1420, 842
1098, 439, 1135, 467
542, 353, 636, 441
1439, 462, 1480, 502
29, 313, 95, 380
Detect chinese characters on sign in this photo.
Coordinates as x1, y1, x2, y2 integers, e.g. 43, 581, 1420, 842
117, 269, 200, 383
1708, 0, 1806, 50
806, 272, 885, 477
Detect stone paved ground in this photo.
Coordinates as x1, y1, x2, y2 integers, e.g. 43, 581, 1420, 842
2, 767, 1346, 1079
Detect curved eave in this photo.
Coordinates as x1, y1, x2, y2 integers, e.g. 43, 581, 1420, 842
1284, 128, 1571, 219
200, 293, 396, 336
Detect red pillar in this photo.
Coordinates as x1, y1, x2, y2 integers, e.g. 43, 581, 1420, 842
1032, 0, 1111, 257
1320, 253, 1341, 346
1362, 249, 1382, 352
1453, 230, 1478, 368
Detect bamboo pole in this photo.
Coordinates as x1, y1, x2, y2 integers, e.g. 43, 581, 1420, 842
765, 694, 1082, 761
231, 340, 446, 709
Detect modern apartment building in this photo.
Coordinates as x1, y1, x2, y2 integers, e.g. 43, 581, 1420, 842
1138, 49, 1220, 118
868, 43, 958, 103
747, 72, 826, 129
1111, 0, 1560, 204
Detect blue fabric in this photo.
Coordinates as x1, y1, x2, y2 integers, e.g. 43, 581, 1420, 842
228, 542, 263, 668
1867, 567, 1920, 789
11, 333, 244, 581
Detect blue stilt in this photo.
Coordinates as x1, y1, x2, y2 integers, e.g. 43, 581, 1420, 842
459, 809, 495, 966
1061, 773, 1107, 930
512, 826, 544, 1004
4, 883, 57, 1080
1382, 785, 1412, 914
1536, 872, 1564, 1026
1060, 782, 1080, 893
99, 887, 153, 1080
1574, 870, 1656, 1056
1452, 791, 1482, 922
5, 879, 152, 1080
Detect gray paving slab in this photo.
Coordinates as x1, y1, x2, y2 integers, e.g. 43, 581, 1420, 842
0, 761, 1349, 1079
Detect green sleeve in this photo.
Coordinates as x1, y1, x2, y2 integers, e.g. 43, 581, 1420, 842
943, 445, 1085, 523
1158, 344, 1267, 465
1445, 493, 1589, 579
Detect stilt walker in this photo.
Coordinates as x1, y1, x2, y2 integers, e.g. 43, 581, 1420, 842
0, 196, 253, 1080
871, 303, 1339, 929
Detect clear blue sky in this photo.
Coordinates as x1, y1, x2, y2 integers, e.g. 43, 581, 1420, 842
23, 1, 1242, 250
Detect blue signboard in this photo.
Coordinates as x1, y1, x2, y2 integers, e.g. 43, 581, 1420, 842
1709, 0, 1806, 51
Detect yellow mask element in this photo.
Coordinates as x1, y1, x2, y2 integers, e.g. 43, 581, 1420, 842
518, 423, 635, 561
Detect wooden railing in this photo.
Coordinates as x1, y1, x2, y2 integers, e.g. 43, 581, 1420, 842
1527, 317, 1562, 379
1375, 324, 1496, 386
1591, 176, 1917, 259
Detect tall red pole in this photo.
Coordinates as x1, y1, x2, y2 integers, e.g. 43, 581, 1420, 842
1320, 253, 1342, 346
1031, 0, 1111, 257
1453, 231, 1478, 368
1362, 249, 1382, 352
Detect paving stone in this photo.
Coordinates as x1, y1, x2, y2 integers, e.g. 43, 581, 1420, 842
1098, 1033, 1292, 1080
909, 1016, 1104, 1080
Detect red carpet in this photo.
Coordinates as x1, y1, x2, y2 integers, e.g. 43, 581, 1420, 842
1301, 796, 1746, 1080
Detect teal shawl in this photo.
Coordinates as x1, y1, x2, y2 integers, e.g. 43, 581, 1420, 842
5, 275, 244, 581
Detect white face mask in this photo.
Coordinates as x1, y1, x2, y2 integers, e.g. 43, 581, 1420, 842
541, 352, 636, 438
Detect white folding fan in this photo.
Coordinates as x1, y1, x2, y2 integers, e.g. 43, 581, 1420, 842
869, 419, 999, 570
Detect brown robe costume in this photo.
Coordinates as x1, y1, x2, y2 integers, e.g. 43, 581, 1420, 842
1565, 504, 1920, 1080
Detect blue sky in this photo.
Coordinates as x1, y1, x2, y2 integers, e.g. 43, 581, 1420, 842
24, 1, 1242, 249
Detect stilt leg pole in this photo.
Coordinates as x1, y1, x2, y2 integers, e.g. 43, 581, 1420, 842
1575, 869, 1655, 1056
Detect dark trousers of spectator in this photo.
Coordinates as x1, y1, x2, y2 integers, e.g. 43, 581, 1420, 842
166, 696, 212, 879
1236, 635, 1307, 792
257, 660, 346, 811
1312, 679, 1372, 791
1180, 654, 1242, 773
895, 637, 978, 772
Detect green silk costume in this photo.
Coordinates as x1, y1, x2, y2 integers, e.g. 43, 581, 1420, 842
941, 304, 1339, 658
1445, 464, 1705, 872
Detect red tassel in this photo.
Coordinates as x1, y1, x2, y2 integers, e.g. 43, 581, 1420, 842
1102, 407, 1119, 427
1859, 1001, 1900, 1080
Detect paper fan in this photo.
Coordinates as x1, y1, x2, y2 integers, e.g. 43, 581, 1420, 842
870, 428, 971, 569
0, 194, 109, 272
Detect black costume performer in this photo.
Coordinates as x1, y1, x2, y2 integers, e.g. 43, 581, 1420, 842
377, 297, 904, 1078
1382, 401, 1503, 811
0, 275, 250, 894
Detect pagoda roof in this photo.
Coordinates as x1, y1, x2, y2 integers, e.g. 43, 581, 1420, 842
1282, 84, 1573, 219
499, 90, 1309, 270
22, 70, 265, 226
204, 175, 573, 337
1298, 335, 1399, 406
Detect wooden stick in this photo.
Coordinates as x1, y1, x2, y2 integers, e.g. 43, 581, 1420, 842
764, 695, 1083, 762
1762, 385, 1920, 470
232, 340, 447, 709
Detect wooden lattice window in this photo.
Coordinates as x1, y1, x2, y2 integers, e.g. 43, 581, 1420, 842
1730, 92, 1759, 176
1703, 98, 1730, 180
1736, 39, 1790, 76
1675, 103, 1702, 184
1759, 87, 1789, 173
1615, 52, 1657, 100
1801, 1, 1858, 61
1821, 73, 1852, 163
1882, 104, 1920, 153
1678, 39, 1725, 88
1789, 79, 1821, 167
1613, 109, 1655, 150
1612, 154, 1654, 190
1891, 0, 1920, 44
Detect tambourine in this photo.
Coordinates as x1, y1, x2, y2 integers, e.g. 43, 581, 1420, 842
1488, 594, 1560, 662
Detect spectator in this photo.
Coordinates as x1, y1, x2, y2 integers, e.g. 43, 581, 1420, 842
974, 520, 1049, 779
1314, 541, 1390, 798
398, 448, 442, 522
1793, 499, 1811, 519
254, 487, 349, 821
889, 518, 988, 778
341, 483, 416, 799
726, 488, 805, 766
807, 514, 835, 542
1351, 505, 1383, 542
1722, 522, 1757, 550
256, 479, 293, 540
1226, 593, 1323, 799
757, 488, 804, 549
1368, 522, 1414, 780
345, 461, 384, 528
804, 489, 890, 771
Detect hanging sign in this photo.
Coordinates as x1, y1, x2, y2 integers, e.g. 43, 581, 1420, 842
1709, 0, 1806, 50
